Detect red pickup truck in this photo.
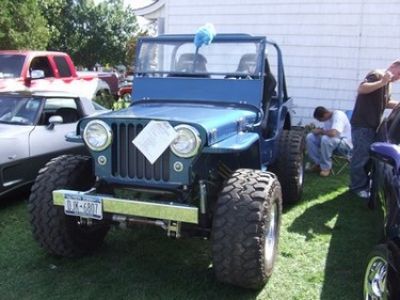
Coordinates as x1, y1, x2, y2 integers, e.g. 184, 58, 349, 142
0, 50, 118, 98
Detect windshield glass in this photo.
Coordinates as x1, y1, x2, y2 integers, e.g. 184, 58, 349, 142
0, 54, 26, 79
0, 96, 41, 125
136, 40, 263, 79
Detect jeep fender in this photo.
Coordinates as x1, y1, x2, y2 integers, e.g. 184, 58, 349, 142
203, 132, 259, 154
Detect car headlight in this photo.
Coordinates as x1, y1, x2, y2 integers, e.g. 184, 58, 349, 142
83, 120, 112, 151
170, 125, 201, 158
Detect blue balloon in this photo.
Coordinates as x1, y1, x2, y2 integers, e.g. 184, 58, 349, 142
194, 23, 216, 48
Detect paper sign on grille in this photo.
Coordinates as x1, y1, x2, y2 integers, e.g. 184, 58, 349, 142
132, 121, 178, 164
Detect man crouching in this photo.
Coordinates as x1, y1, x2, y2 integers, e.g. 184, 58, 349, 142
306, 106, 352, 177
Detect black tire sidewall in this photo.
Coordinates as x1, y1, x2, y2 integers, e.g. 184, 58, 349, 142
211, 169, 282, 289
272, 129, 305, 204
28, 155, 109, 257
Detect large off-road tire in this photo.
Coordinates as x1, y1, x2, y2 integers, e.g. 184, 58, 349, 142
271, 128, 305, 204
211, 169, 282, 289
28, 155, 109, 258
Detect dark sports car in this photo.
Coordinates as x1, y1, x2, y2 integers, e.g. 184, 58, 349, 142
363, 104, 400, 299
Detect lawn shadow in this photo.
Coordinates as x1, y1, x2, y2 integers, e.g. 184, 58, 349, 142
283, 172, 349, 214
288, 189, 382, 300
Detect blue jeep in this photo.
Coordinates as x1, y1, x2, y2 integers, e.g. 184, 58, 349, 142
28, 33, 305, 289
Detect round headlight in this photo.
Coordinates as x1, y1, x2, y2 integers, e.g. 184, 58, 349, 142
170, 125, 201, 158
83, 120, 112, 151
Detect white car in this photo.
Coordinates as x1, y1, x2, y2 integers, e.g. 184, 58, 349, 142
0, 91, 106, 198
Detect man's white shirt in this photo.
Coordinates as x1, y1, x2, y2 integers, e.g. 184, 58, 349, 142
323, 110, 353, 148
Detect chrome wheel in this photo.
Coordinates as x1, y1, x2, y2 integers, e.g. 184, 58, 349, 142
264, 202, 278, 269
122, 93, 131, 101
364, 255, 388, 300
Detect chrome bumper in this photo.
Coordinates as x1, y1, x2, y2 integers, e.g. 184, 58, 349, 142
53, 189, 199, 224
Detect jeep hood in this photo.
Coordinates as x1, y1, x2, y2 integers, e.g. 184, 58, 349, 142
98, 102, 258, 144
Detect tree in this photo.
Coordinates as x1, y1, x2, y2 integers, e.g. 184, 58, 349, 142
126, 29, 149, 68
39, 0, 65, 46
0, 0, 49, 49
42, 0, 139, 68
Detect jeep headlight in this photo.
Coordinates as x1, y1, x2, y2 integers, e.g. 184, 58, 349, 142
83, 120, 112, 151
170, 125, 201, 158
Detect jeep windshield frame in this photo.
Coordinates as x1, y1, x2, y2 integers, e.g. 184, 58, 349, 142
132, 34, 287, 109
135, 34, 265, 79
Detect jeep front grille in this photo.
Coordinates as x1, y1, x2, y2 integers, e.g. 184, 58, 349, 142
111, 122, 170, 181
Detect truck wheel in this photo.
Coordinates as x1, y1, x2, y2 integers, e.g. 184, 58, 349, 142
121, 93, 131, 102
211, 169, 282, 289
28, 155, 109, 258
271, 128, 305, 204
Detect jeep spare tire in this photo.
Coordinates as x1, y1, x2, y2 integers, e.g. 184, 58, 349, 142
211, 169, 282, 289
271, 128, 305, 204
28, 155, 109, 257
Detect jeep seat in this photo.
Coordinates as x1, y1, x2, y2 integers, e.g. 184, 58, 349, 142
236, 53, 258, 77
171, 53, 209, 78
261, 58, 278, 138
263, 58, 277, 111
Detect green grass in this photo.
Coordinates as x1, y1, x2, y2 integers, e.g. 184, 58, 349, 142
0, 173, 382, 300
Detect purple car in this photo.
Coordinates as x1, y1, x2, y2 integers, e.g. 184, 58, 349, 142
363, 104, 400, 299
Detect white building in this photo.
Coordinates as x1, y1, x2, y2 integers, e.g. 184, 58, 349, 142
135, 0, 400, 124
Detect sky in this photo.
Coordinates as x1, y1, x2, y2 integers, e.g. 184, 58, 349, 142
125, 0, 154, 9
93, 0, 154, 8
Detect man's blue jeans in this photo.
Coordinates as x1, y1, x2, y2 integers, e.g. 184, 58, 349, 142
349, 127, 376, 192
306, 133, 352, 170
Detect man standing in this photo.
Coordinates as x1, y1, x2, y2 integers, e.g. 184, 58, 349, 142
306, 106, 352, 177
350, 61, 400, 198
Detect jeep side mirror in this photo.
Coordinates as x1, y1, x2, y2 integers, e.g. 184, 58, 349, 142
47, 115, 63, 130
370, 142, 400, 172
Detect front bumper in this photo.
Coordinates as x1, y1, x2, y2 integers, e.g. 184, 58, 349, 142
53, 189, 199, 224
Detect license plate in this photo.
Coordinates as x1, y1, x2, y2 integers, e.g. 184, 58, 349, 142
64, 194, 103, 220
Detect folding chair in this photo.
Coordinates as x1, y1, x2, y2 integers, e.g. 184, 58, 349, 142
332, 153, 351, 175
331, 109, 353, 175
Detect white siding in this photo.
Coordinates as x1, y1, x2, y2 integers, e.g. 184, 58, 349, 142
162, 0, 400, 124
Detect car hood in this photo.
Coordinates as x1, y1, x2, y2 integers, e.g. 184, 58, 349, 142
95, 102, 259, 145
